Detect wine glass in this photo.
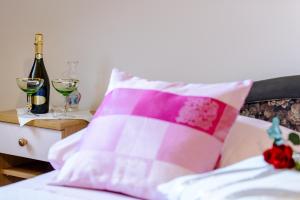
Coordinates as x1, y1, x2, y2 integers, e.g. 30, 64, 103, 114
51, 79, 79, 114
16, 78, 44, 113
64, 60, 81, 111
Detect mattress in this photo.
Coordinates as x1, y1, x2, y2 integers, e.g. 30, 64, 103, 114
0, 171, 138, 200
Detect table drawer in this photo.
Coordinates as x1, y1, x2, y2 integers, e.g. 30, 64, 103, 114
0, 122, 61, 161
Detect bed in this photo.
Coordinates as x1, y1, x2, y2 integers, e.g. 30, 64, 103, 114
2, 155, 300, 200
0, 75, 300, 200
0, 171, 137, 200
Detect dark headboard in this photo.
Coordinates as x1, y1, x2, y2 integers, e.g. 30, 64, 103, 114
240, 75, 300, 132
245, 75, 300, 103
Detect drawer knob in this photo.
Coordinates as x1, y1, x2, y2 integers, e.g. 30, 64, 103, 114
18, 138, 28, 147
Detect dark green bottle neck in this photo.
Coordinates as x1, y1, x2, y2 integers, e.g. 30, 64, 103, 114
35, 53, 43, 59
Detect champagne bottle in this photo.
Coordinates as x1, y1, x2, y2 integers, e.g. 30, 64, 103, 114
28, 33, 50, 114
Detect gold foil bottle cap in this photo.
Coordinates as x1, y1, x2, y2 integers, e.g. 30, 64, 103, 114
34, 33, 43, 56
35, 33, 43, 44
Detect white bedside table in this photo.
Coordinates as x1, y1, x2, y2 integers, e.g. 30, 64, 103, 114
0, 110, 88, 186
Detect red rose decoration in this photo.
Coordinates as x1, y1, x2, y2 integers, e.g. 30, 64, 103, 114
263, 144, 295, 169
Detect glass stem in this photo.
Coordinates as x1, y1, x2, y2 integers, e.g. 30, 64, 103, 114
64, 96, 68, 113
27, 95, 32, 112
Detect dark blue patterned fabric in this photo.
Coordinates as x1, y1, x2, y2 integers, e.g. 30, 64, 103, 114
240, 99, 300, 132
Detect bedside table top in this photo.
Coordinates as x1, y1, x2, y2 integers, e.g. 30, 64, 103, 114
0, 110, 89, 131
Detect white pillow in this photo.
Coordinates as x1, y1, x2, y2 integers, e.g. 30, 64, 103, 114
220, 115, 297, 168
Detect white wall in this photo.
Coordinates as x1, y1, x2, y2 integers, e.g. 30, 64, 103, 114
1, 0, 300, 111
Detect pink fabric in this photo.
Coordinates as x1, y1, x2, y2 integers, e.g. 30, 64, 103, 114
81, 116, 126, 151
213, 106, 238, 142
95, 88, 235, 134
50, 69, 252, 200
156, 124, 222, 172
79, 115, 222, 173
48, 128, 86, 169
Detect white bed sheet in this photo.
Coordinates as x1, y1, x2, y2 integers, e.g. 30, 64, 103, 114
159, 156, 300, 200
0, 171, 139, 200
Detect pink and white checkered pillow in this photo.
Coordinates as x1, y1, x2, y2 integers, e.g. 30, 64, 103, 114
50, 69, 252, 199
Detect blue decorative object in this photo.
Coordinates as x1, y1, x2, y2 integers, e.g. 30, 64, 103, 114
267, 117, 284, 145
67, 89, 81, 111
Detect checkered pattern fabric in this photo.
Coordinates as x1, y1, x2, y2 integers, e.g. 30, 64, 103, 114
51, 69, 252, 200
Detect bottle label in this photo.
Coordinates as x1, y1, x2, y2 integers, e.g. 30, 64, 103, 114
33, 95, 46, 105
